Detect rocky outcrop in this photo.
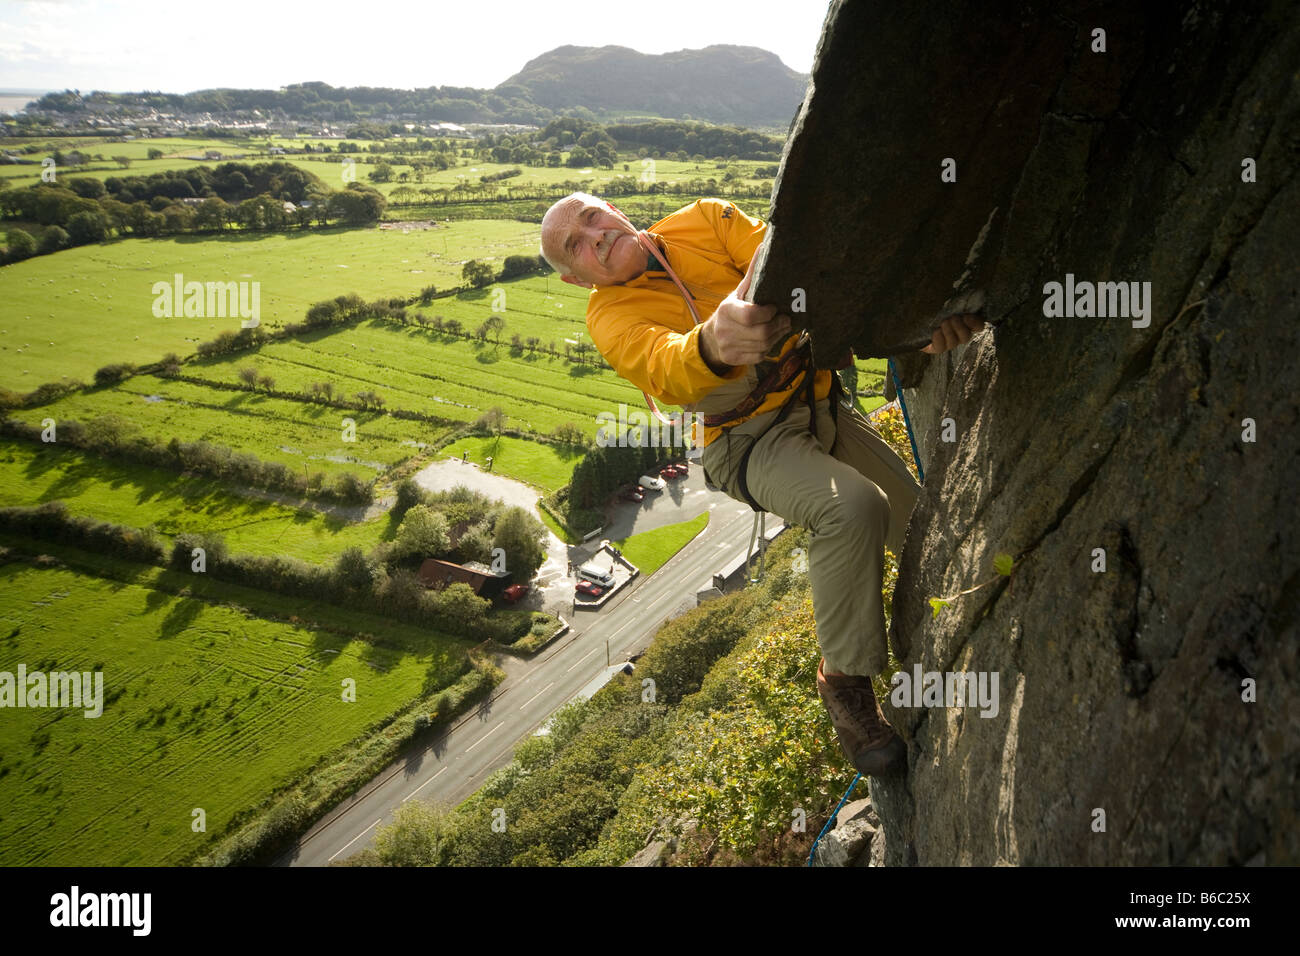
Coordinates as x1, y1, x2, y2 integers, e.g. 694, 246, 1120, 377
755, 0, 1300, 864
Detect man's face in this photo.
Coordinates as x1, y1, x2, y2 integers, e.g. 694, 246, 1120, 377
544, 196, 646, 288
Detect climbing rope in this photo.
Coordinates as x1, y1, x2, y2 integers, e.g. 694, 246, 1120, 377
887, 357, 924, 484
806, 772, 863, 866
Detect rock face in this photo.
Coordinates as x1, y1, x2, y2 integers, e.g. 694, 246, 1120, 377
757, 0, 1300, 864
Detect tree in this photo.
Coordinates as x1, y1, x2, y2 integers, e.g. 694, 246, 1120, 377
492, 507, 548, 582
483, 314, 505, 346
552, 422, 587, 447
334, 546, 374, 592
65, 210, 110, 245
395, 504, 450, 560
147, 148, 164, 160
461, 259, 495, 289
37, 226, 70, 255
372, 800, 453, 866
238, 366, 259, 387
434, 582, 489, 632
368, 162, 394, 183
194, 197, 230, 231
475, 406, 506, 435
4, 228, 36, 263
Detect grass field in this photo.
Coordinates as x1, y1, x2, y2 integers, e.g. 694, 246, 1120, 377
0, 557, 469, 865
615, 511, 709, 575
0, 438, 396, 563
0, 220, 546, 391
6, 373, 443, 480
438, 435, 582, 493
0, 134, 776, 197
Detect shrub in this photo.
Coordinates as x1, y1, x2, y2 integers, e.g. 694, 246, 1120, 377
92, 363, 136, 387
37, 226, 69, 255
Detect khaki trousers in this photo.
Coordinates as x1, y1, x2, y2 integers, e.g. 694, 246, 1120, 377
701, 396, 921, 676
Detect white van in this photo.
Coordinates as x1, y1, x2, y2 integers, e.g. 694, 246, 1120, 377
638, 474, 666, 491
578, 562, 615, 588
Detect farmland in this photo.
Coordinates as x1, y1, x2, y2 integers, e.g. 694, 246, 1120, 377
0, 220, 548, 391
0, 125, 802, 866
0, 438, 390, 563
0, 554, 470, 865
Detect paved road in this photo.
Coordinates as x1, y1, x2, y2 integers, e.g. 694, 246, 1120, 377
276, 500, 779, 867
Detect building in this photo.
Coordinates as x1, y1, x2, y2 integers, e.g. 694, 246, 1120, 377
417, 558, 509, 598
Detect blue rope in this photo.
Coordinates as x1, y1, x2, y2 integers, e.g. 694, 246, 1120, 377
806, 772, 863, 866
887, 357, 924, 484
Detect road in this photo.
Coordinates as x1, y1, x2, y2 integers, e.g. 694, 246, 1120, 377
276, 500, 778, 866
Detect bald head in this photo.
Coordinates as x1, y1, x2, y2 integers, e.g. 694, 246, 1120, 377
539, 192, 646, 288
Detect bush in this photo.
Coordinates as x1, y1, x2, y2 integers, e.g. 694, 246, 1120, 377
330, 471, 374, 506
393, 505, 450, 562
170, 531, 228, 571
37, 226, 69, 255
393, 478, 427, 519
92, 363, 136, 387
4, 228, 36, 263
461, 259, 495, 289
334, 547, 374, 591
65, 210, 110, 245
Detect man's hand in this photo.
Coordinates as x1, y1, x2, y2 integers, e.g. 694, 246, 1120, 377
920, 313, 985, 354
699, 256, 791, 370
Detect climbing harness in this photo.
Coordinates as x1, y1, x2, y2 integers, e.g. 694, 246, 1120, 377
630, 225, 815, 586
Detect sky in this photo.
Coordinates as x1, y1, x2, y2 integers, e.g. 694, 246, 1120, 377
0, 0, 830, 94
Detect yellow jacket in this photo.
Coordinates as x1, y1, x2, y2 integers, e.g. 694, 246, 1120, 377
585, 198, 832, 447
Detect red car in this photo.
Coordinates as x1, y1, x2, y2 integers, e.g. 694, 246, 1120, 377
620, 488, 644, 503
503, 584, 528, 603
659, 466, 684, 480
575, 580, 605, 598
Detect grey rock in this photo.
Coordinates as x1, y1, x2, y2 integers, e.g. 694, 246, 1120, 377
813, 817, 877, 867
763, 0, 1300, 864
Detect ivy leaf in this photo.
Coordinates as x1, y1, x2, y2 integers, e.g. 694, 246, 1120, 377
928, 597, 950, 618
994, 553, 1014, 576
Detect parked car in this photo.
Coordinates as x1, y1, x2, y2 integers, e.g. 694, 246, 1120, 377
620, 488, 644, 503
638, 474, 667, 491
672, 461, 689, 475
502, 583, 528, 603
660, 465, 684, 480
575, 580, 605, 598
577, 562, 615, 588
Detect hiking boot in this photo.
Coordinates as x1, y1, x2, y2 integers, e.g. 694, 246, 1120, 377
816, 660, 906, 776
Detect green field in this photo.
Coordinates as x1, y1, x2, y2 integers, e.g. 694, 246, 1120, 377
438, 435, 582, 493
6, 373, 442, 480
0, 133, 775, 198
615, 511, 709, 575
0, 220, 546, 391
0, 558, 468, 865
0, 438, 395, 563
